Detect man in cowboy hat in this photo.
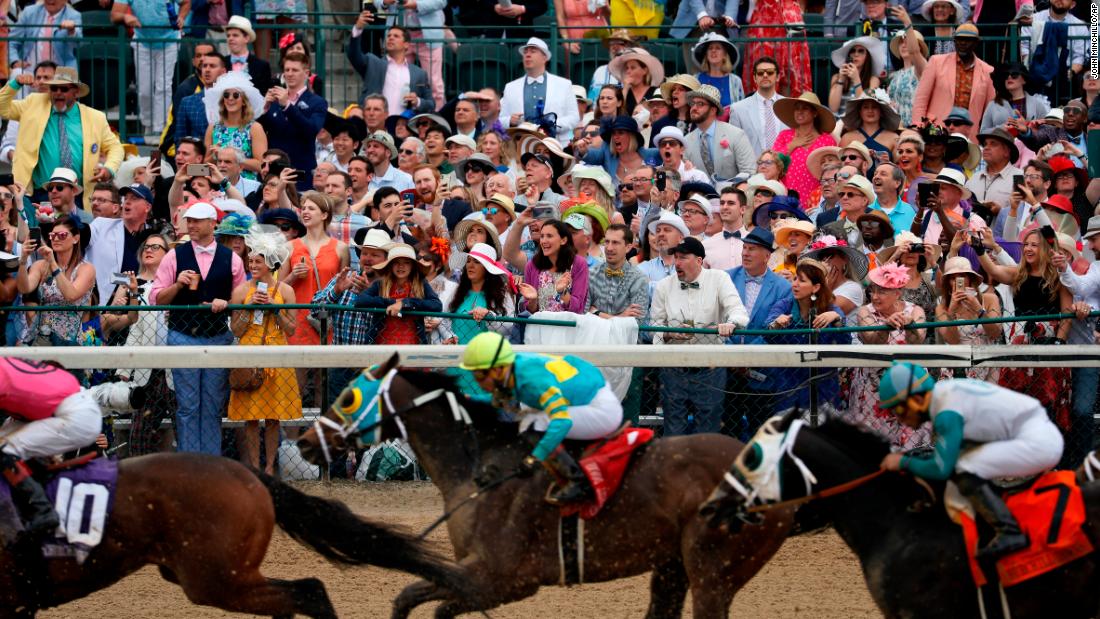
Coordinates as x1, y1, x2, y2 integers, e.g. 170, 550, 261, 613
348, 17, 433, 115
911, 23, 994, 141
220, 16, 273, 93
967, 127, 1023, 236
684, 85, 756, 183
0, 67, 123, 204
499, 37, 579, 145
110, 0, 186, 137
729, 56, 788, 157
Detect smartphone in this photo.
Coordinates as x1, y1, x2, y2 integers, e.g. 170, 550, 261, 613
28, 227, 41, 245
362, 0, 372, 7
186, 163, 210, 177
1012, 174, 1025, 190
0, 173, 13, 187
1048, 143, 1065, 156
267, 161, 287, 178
1040, 224, 1057, 245
955, 277, 965, 292
917, 182, 937, 209
532, 201, 554, 219
655, 170, 667, 192
110, 272, 129, 286
399, 188, 418, 208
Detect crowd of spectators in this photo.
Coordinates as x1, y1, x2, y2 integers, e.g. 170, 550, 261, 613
0, 0, 1096, 472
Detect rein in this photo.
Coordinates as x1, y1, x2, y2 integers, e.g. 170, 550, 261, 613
744, 468, 887, 513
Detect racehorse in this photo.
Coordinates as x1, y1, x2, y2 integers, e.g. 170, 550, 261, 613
699, 413, 1100, 618
296, 354, 796, 619
0, 453, 472, 618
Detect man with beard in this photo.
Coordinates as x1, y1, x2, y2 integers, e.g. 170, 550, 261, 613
411, 164, 472, 232
683, 85, 756, 182
1020, 0, 1088, 97
911, 24, 995, 141
364, 131, 413, 193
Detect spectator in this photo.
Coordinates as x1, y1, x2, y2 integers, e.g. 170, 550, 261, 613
260, 207, 305, 242
919, 167, 986, 244
609, 47, 663, 117
1019, 99, 1089, 164
258, 52, 326, 192
888, 27, 929, 127
1047, 155, 1091, 232
421, 122, 451, 172
324, 116, 365, 173
477, 128, 516, 177
856, 210, 894, 260
967, 128, 1022, 236
450, 98, 482, 140
844, 263, 929, 450
979, 61, 1051, 134
347, 19, 433, 116
651, 75, 701, 141
457, 154, 495, 203
637, 211, 688, 284
17, 213, 95, 345
447, 242, 516, 344
772, 219, 815, 278
203, 71, 266, 181
222, 16, 273, 94
802, 234, 868, 316
9, 0, 81, 71
514, 151, 565, 210
875, 230, 941, 330
151, 201, 246, 455
729, 57, 788, 157
587, 222, 647, 319
742, 0, 812, 97
911, 24, 995, 141
457, 0, 547, 41
516, 218, 588, 313
935, 253, 1002, 362
693, 33, 745, 110
918, 0, 964, 55
1020, 0, 1088, 98
1000, 159, 1054, 240
110, 0, 184, 138
41, 167, 91, 224
228, 226, 298, 475
355, 131, 409, 195
311, 161, 336, 192
652, 236, 748, 435
413, 164, 473, 233
214, 212, 252, 261
355, 243, 443, 345
818, 173, 874, 249
586, 30, 634, 101
360, 94, 388, 136
175, 53, 227, 149
684, 86, 756, 182
702, 187, 748, 270
86, 183, 156, 300
216, 146, 261, 199
89, 183, 122, 219
828, 37, 884, 114
840, 91, 900, 157
871, 162, 917, 233
0, 61, 56, 165
895, 133, 927, 207
765, 258, 849, 416
282, 190, 349, 345
397, 137, 427, 177
0, 68, 122, 202
499, 38, 579, 145
278, 33, 324, 97
754, 149, 788, 183
773, 92, 838, 207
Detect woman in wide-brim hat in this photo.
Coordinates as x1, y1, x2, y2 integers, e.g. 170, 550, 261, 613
920, 0, 964, 55
609, 47, 664, 116
692, 32, 744, 109
359, 243, 442, 345
980, 60, 1050, 134
802, 235, 868, 315
888, 29, 929, 127
828, 36, 884, 114
773, 92, 838, 207
569, 165, 617, 222
946, 132, 981, 171
203, 71, 268, 179
806, 146, 842, 181
840, 89, 900, 156
656, 74, 701, 134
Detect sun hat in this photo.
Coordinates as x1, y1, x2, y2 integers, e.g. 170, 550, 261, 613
842, 89, 900, 132
599, 115, 646, 147
692, 32, 740, 70
1048, 155, 1088, 187
481, 193, 516, 220
1055, 233, 1083, 262
44, 66, 89, 98
460, 332, 516, 370
214, 197, 256, 220
975, 128, 1019, 164
409, 113, 452, 136
1082, 215, 1100, 240
831, 36, 885, 76
774, 220, 816, 248
679, 181, 719, 201
183, 201, 219, 220
466, 242, 509, 276
685, 84, 722, 110
753, 195, 809, 229
876, 230, 942, 266
456, 153, 496, 180
561, 199, 610, 242
609, 47, 665, 85
678, 193, 713, 218
445, 134, 477, 152
519, 37, 552, 61
942, 255, 981, 282
803, 235, 870, 280
114, 156, 151, 190
878, 362, 934, 409
1041, 194, 1075, 215
366, 131, 399, 160
806, 146, 842, 180
572, 84, 590, 107
214, 212, 255, 237
203, 71, 265, 124
373, 242, 430, 273
648, 210, 690, 238
741, 227, 776, 251
453, 212, 503, 255
773, 92, 837, 133
868, 262, 911, 289
746, 174, 788, 198
1045, 108, 1064, 125
47, 167, 81, 192
930, 167, 972, 200
954, 23, 980, 38
890, 29, 928, 59
259, 207, 306, 237
570, 165, 615, 199
919, 0, 964, 23
352, 227, 396, 251
603, 28, 642, 47
946, 133, 981, 170
840, 174, 875, 202
225, 15, 256, 42
659, 74, 702, 104
839, 142, 874, 169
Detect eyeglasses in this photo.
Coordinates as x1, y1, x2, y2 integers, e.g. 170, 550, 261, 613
837, 191, 861, 199
141, 243, 167, 252
48, 230, 71, 240
1024, 173, 1044, 181
273, 222, 295, 232
481, 207, 499, 216
399, 148, 418, 155
769, 212, 792, 220
48, 85, 73, 93
681, 209, 707, 217
821, 176, 838, 185
755, 69, 777, 76
631, 178, 652, 187
944, 120, 969, 127
689, 101, 710, 108
46, 184, 69, 192
222, 91, 242, 101
841, 154, 863, 162
757, 159, 776, 167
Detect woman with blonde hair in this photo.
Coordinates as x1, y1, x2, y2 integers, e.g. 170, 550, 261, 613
203, 72, 268, 179
477, 128, 518, 177
692, 33, 745, 109
608, 48, 663, 116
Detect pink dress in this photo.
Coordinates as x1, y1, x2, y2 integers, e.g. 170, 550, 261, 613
773, 130, 837, 209
558, 0, 608, 40
741, 0, 812, 97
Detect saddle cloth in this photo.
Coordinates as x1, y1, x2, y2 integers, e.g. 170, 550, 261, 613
561, 427, 654, 520
945, 470, 1093, 587
0, 456, 119, 564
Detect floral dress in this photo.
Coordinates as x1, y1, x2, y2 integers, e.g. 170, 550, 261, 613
34, 261, 93, 344
840, 301, 933, 451
999, 276, 1071, 430
741, 0, 812, 97
212, 122, 256, 180
888, 66, 919, 127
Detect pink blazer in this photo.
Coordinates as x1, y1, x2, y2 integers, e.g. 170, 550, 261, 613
910, 53, 995, 140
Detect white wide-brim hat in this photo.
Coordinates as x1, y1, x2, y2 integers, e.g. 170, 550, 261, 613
831, 36, 886, 77
203, 71, 265, 125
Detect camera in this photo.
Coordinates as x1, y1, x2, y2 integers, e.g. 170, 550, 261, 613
910, 242, 924, 254
655, 170, 667, 192
110, 272, 130, 286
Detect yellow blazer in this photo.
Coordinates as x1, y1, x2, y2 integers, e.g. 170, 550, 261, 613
0, 83, 124, 200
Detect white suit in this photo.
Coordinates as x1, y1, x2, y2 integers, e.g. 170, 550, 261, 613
499, 70, 579, 145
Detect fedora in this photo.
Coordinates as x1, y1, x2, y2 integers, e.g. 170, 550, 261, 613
44, 67, 89, 98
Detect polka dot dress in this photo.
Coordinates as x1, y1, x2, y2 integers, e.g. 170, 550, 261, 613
773, 130, 838, 209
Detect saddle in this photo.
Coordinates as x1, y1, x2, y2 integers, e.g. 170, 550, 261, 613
559, 425, 655, 520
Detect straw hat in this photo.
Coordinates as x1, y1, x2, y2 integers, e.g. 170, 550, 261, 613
225, 15, 256, 42
114, 156, 151, 189
806, 146, 842, 180
947, 132, 982, 170
44, 67, 89, 98
570, 165, 615, 200
609, 47, 665, 85
942, 255, 981, 282
890, 29, 928, 59
659, 74, 702, 104
773, 92, 837, 133
685, 85, 722, 111
481, 193, 516, 221
930, 167, 972, 200
840, 142, 874, 170
374, 243, 431, 273
774, 219, 816, 248
203, 71, 265, 124
842, 89, 901, 132
453, 213, 502, 255
831, 36, 886, 76
803, 236, 869, 280
603, 28, 642, 48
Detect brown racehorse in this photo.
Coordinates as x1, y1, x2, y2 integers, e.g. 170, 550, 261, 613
0, 453, 472, 618
297, 355, 795, 619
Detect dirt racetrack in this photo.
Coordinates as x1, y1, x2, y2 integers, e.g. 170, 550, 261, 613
41, 481, 880, 618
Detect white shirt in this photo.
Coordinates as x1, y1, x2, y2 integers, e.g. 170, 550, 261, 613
368, 162, 414, 193
382, 56, 412, 116
965, 164, 1022, 213
1060, 261, 1100, 345
650, 268, 749, 344
701, 231, 744, 271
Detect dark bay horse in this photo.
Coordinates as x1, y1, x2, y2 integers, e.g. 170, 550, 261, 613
700, 415, 1100, 618
1, 453, 471, 618
296, 355, 795, 619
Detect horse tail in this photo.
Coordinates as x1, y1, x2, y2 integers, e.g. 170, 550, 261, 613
255, 472, 473, 595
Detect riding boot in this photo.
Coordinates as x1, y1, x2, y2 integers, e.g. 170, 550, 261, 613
955, 473, 1029, 560
0, 452, 59, 539
544, 449, 593, 505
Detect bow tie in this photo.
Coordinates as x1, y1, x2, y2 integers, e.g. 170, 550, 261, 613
230, 55, 248, 65
194, 243, 217, 256
526, 75, 545, 85
680, 281, 700, 290
745, 275, 764, 285
723, 230, 740, 239
605, 268, 624, 278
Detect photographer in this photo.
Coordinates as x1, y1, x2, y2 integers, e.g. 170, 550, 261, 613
166, 159, 247, 210
1001, 160, 1053, 240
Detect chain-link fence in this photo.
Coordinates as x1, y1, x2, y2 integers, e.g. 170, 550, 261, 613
4, 304, 1100, 480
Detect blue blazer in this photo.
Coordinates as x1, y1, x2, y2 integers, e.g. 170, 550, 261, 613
670, 0, 733, 39
725, 267, 793, 343
10, 5, 81, 69
581, 144, 660, 183
259, 90, 327, 191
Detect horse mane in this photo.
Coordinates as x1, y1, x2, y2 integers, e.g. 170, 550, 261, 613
810, 419, 892, 471
395, 369, 514, 433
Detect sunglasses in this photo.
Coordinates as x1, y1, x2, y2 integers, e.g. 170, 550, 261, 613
46, 184, 69, 192
142, 243, 167, 252
837, 191, 861, 199
48, 230, 71, 240
222, 91, 242, 101
755, 69, 777, 76
399, 148, 417, 155
273, 222, 295, 232
583, 130, 600, 138
756, 190, 775, 197
481, 207, 499, 216
757, 159, 776, 166
944, 120, 969, 126
769, 212, 792, 220
859, 220, 881, 229
1005, 72, 1024, 79
49, 85, 74, 93
0, 192, 12, 201
841, 154, 863, 161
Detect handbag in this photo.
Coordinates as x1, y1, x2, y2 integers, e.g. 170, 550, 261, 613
229, 291, 272, 392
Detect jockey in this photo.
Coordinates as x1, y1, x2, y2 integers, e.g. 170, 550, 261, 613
0, 358, 102, 538
878, 362, 1064, 559
459, 332, 622, 504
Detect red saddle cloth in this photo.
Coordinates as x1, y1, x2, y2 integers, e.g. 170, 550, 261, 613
560, 427, 655, 520
959, 470, 1094, 587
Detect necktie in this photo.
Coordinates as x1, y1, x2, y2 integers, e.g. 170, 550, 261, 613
680, 281, 700, 290
231, 56, 248, 72
701, 132, 716, 178
605, 267, 624, 277
56, 110, 72, 170
39, 12, 55, 64
723, 230, 740, 239
763, 98, 776, 148
744, 275, 763, 311
195, 243, 217, 255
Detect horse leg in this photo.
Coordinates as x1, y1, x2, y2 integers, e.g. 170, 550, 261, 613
184, 574, 337, 619
431, 580, 542, 619
392, 580, 445, 619
643, 560, 689, 619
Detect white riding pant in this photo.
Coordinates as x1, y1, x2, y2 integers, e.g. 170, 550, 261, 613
519, 384, 624, 440
956, 407, 1064, 480
0, 390, 103, 460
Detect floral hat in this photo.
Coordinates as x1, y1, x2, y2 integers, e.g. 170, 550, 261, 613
868, 263, 910, 289
802, 235, 869, 280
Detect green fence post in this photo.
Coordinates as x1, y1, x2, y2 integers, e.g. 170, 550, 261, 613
118, 23, 129, 143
